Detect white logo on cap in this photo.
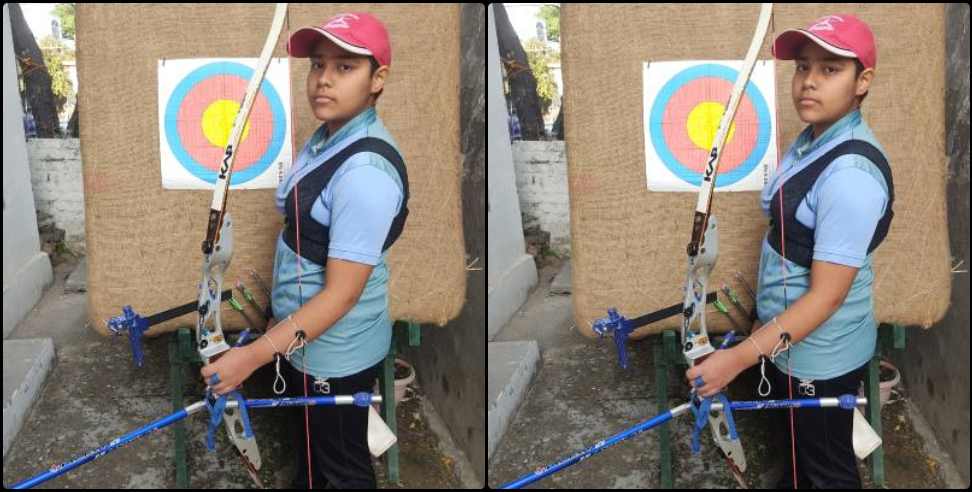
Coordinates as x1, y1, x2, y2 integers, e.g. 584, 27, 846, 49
809, 15, 844, 33
325, 13, 359, 30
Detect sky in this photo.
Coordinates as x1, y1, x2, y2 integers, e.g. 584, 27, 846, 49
19, 3, 72, 45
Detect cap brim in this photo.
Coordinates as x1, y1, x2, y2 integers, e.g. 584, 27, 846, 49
288, 27, 373, 58
773, 29, 857, 60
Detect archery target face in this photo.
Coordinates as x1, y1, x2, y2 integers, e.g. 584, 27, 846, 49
643, 60, 777, 192
158, 58, 292, 190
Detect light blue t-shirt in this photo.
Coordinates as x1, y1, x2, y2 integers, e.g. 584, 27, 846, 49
757, 110, 889, 380
271, 107, 404, 378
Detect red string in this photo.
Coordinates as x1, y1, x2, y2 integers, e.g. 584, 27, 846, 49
283, 8, 313, 489
294, 170, 314, 488
294, 182, 312, 489
770, 31, 797, 485
777, 163, 797, 489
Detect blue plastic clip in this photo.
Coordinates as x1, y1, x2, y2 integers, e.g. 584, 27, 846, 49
689, 384, 738, 454
592, 308, 634, 369
353, 392, 373, 407
106, 306, 147, 367
205, 374, 254, 451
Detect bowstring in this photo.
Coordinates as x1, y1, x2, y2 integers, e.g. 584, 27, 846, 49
282, 7, 315, 489
769, 9, 798, 488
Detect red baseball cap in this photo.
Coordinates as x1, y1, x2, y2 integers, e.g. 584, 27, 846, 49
772, 14, 876, 69
287, 12, 391, 67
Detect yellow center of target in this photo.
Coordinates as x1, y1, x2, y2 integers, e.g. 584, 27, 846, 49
202, 100, 250, 149
686, 101, 736, 151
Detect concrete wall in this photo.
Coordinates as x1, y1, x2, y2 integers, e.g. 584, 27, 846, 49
512, 141, 570, 255
27, 138, 86, 253
399, 4, 489, 485
487, 5, 538, 341
895, 3, 970, 485
3, 5, 53, 338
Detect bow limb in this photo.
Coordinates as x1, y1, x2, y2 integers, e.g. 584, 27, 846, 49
197, 2, 288, 357
681, 2, 774, 478
201, 2, 289, 256
681, 3, 772, 360
196, 2, 289, 474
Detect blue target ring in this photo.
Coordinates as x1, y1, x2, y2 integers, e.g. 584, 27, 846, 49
164, 62, 286, 185
649, 63, 770, 187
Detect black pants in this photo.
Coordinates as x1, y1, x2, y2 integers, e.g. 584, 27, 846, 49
768, 360, 867, 489
281, 359, 381, 489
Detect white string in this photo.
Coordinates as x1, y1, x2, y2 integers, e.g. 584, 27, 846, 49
267, 315, 308, 395
756, 317, 793, 397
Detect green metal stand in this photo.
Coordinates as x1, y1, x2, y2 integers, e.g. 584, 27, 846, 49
168, 320, 421, 487
655, 331, 678, 487
653, 323, 900, 487
865, 322, 906, 487
171, 328, 193, 488
379, 320, 422, 484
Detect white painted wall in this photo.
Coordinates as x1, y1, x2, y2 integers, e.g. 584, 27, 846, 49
512, 141, 570, 255
27, 139, 85, 253
487, 5, 537, 340
3, 4, 53, 337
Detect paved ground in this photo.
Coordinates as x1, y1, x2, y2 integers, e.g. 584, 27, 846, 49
4, 256, 467, 488
487, 256, 960, 488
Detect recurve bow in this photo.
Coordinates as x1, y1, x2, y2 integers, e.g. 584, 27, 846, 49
194, 2, 289, 473
680, 3, 773, 481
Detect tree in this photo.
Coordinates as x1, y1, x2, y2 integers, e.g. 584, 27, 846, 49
537, 5, 560, 42
552, 96, 564, 140
9, 4, 62, 137
493, 4, 544, 140
53, 3, 75, 40
523, 38, 558, 116
53, 3, 78, 137
39, 36, 73, 115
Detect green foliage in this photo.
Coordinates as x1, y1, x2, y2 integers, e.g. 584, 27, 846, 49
537, 5, 560, 41
523, 38, 559, 115
53, 4, 75, 39
38, 37, 73, 113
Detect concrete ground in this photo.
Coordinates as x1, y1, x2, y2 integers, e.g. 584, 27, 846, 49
3, 256, 470, 488
488, 256, 964, 488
